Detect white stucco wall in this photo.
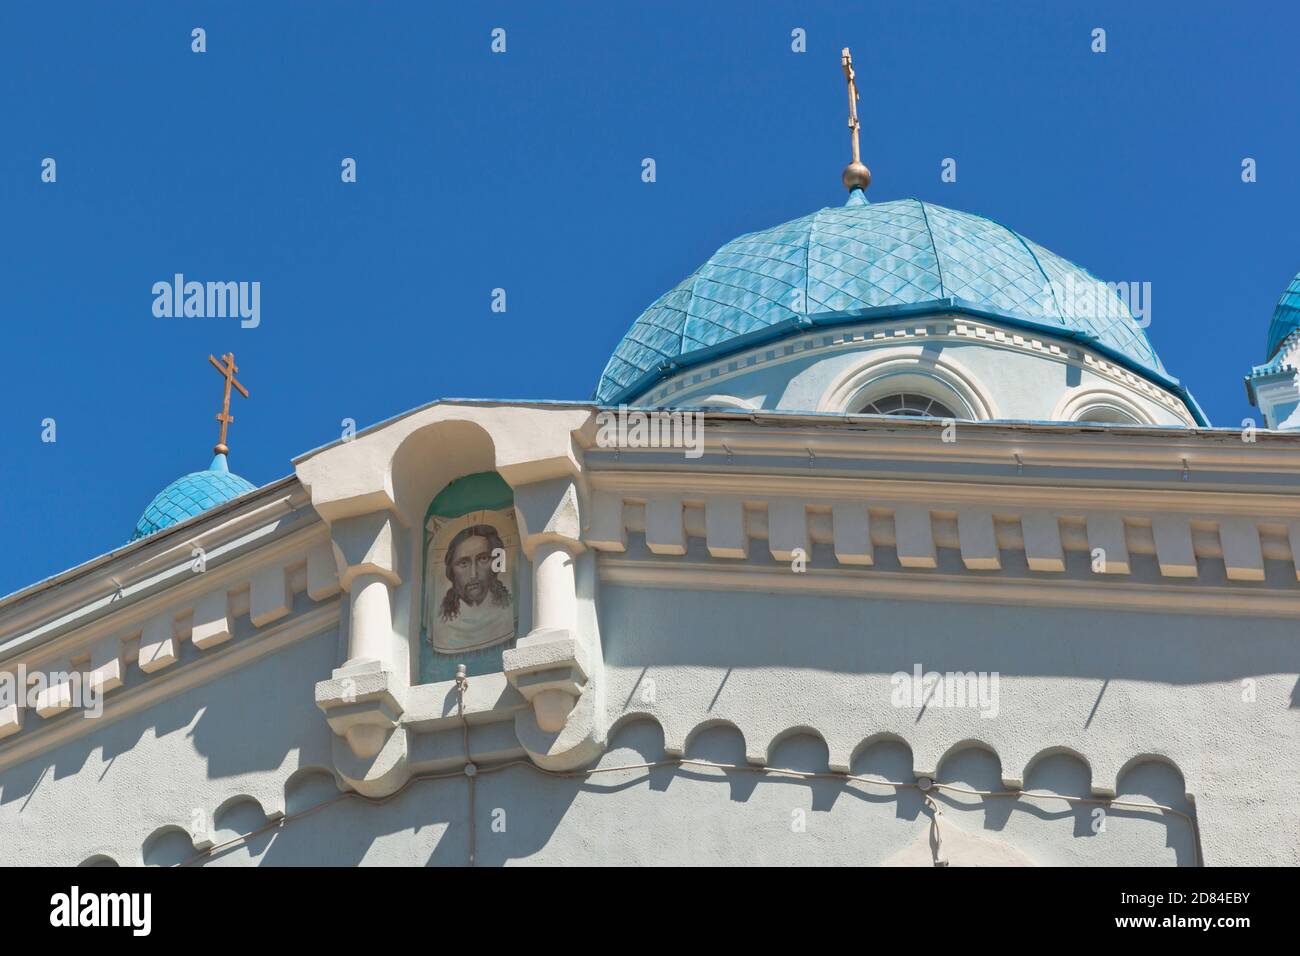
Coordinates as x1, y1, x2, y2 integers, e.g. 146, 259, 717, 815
2, 573, 1259, 866
0, 627, 340, 867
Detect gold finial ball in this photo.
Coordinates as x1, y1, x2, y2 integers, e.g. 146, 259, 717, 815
842, 161, 872, 192
214, 442, 229, 456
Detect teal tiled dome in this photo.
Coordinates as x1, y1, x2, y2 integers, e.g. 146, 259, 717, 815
596, 194, 1165, 404
129, 453, 256, 541
1265, 271, 1300, 360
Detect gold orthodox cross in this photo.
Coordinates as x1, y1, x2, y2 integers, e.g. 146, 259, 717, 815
208, 352, 249, 456
842, 48, 861, 162
840, 47, 871, 192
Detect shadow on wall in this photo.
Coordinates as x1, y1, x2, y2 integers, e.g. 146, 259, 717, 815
1, 627, 340, 870
930, 743, 1195, 866
598, 577, 1300, 688
131, 717, 1194, 866
0, 596, 337, 821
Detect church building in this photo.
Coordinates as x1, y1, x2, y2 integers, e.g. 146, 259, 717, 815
2, 51, 1297, 867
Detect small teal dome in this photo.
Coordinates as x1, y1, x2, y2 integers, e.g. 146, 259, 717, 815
130, 453, 256, 541
596, 195, 1165, 404
1265, 271, 1300, 360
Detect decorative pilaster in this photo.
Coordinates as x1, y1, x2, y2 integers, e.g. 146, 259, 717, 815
314, 510, 407, 782
502, 477, 604, 769
332, 511, 403, 667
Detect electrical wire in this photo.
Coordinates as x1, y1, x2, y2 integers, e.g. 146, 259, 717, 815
177, 754, 1202, 867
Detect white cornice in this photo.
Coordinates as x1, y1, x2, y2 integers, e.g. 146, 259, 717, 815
1, 519, 330, 669
0, 477, 307, 625
587, 470, 1300, 517
582, 470, 1300, 595
0, 491, 323, 663
578, 419, 1300, 491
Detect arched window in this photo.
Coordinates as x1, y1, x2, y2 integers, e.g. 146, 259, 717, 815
1054, 388, 1156, 425
688, 394, 758, 412
819, 356, 994, 420
858, 392, 958, 419
1075, 405, 1140, 425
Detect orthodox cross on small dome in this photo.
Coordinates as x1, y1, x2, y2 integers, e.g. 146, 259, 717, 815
840, 47, 871, 193
208, 352, 250, 456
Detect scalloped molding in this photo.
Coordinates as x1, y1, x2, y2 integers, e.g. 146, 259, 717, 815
130, 722, 1195, 867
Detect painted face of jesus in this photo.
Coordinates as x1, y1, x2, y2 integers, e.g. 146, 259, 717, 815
449, 535, 496, 606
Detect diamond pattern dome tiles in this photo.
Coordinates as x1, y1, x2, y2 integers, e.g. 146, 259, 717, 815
595, 197, 1165, 404
130, 454, 256, 541
1266, 271, 1300, 360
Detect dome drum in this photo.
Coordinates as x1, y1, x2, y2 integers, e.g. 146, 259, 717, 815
596, 197, 1203, 425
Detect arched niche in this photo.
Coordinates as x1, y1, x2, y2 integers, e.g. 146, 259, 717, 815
415, 471, 524, 684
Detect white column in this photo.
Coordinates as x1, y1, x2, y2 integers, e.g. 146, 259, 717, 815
314, 511, 405, 762
348, 572, 394, 665
532, 541, 577, 635
528, 541, 581, 732
505, 478, 590, 736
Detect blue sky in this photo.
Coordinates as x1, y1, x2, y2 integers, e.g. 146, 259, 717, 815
2, 1, 1298, 596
